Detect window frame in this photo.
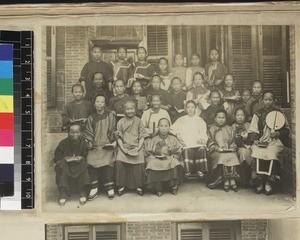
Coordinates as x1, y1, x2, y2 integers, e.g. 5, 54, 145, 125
174, 221, 241, 240
46, 26, 57, 108
63, 223, 125, 240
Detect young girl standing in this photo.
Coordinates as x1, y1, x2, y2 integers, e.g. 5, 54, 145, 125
186, 53, 206, 91
141, 95, 171, 135
109, 47, 134, 91
145, 118, 183, 197
167, 77, 186, 123
171, 100, 208, 178
186, 72, 210, 116
169, 54, 187, 90
130, 81, 147, 118
62, 84, 94, 131
247, 91, 290, 195
131, 47, 154, 88
157, 57, 171, 91
206, 110, 240, 192
205, 49, 228, 91
200, 90, 224, 129
220, 74, 241, 123
245, 81, 264, 120
84, 95, 116, 200
108, 79, 134, 121
115, 100, 147, 196
231, 108, 252, 187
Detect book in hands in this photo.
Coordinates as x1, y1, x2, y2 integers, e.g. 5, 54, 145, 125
137, 96, 147, 110
219, 148, 236, 153
102, 143, 116, 149
168, 105, 185, 114
65, 156, 82, 162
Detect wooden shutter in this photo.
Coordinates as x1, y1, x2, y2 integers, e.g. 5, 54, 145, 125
209, 228, 232, 240
181, 229, 203, 240
65, 226, 91, 240
46, 26, 56, 107
259, 26, 287, 106
94, 225, 121, 240
147, 26, 168, 56
229, 26, 255, 92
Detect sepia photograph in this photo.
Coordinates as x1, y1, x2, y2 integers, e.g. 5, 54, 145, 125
42, 25, 296, 214
45, 218, 300, 240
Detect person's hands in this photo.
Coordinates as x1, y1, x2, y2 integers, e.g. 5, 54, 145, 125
88, 141, 94, 150
182, 86, 187, 91
270, 131, 280, 139
218, 147, 224, 152
82, 118, 87, 124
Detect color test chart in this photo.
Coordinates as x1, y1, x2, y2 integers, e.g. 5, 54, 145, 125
0, 44, 14, 199
0, 31, 34, 210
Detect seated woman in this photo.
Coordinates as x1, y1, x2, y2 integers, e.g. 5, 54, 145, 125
247, 91, 290, 195
145, 118, 183, 197
231, 108, 252, 188
171, 100, 209, 178
206, 110, 241, 192
52, 123, 90, 206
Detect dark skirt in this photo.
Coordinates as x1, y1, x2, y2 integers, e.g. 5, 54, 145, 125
206, 164, 240, 189
88, 165, 114, 190
115, 161, 146, 189
240, 161, 251, 188
55, 166, 91, 198
146, 166, 183, 192
250, 158, 281, 187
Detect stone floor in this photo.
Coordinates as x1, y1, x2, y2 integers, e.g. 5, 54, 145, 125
42, 133, 295, 215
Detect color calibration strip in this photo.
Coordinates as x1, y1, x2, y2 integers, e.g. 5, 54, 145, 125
0, 44, 14, 198
0, 31, 34, 210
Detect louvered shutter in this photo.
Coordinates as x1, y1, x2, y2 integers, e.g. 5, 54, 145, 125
261, 26, 286, 105
67, 232, 90, 240
180, 229, 203, 240
95, 231, 118, 240
209, 228, 232, 240
231, 26, 254, 92
65, 226, 91, 240
94, 225, 121, 240
46, 26, 56, 107
147, 26, 168, 56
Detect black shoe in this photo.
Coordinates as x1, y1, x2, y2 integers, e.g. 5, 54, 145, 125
255, 185, 263, 194
118, 187, 125, 196
136, 188, 143, 196
171, 189, 178, 195
156, 191, 162, 197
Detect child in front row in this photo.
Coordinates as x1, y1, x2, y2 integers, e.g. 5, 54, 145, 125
62, 84, 94, 131
186, 72, 210, 116
206, 110, 241, 192
53, 123, 90, 206
141, 94, 171, 135
84, 95, 116, 200
145, 118, 183, 197
167, 77, 187, 123
115, 100, 147, 196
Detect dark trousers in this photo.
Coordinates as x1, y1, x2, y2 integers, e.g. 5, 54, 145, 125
88, 165, 114, 191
